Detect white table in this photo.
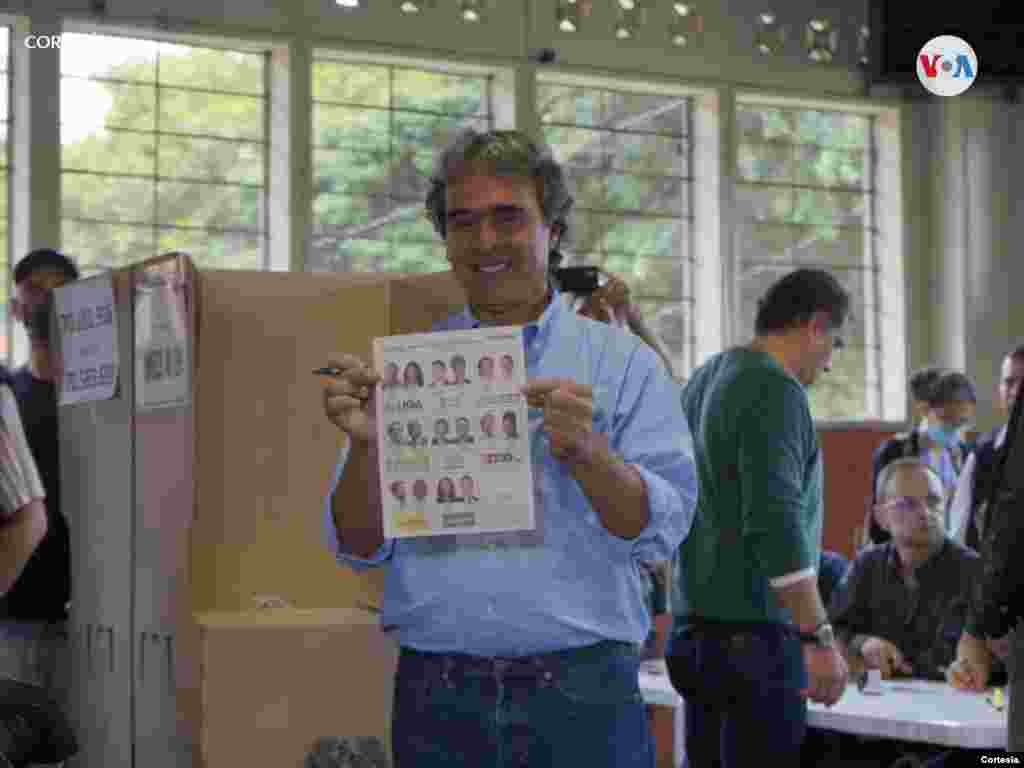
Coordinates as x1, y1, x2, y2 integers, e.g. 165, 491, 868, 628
807, 679, 1007, 750
639, 661, 1007, 752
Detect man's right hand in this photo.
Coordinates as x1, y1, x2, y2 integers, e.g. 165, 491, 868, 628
802, 645, 848, 706
947, 631, 992, 692
860, 636, 913, 679
322, 355, 381, 443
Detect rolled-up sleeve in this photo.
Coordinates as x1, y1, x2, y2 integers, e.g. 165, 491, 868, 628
322, 438, 393, 570
610, 345, 697, 563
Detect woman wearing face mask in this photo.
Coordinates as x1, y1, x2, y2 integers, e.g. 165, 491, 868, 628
868, 370, 977, 544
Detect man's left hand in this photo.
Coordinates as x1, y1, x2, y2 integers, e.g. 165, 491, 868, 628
522, 377, 596, 464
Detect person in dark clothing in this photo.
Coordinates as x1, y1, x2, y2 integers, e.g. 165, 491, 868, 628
948, 342, 1024, 550
0, 249, 79, 707
868, 369, 977, 544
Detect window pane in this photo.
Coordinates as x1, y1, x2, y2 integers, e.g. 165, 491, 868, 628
313, 105, 390, 151
158, 136, 263, 184
158, 88, 264, 141
62, 80, 157, 132
60, 35, 157, 80
393, 69, 486, 115
157, 181, 263, 230
309, 56, 493, 278
61, 32, 268, 270
62, 173, 155, 223
61, 129, 156, 174
157, 229, 263, 270
738, 222, 868, 270
156, 45, 264, 95
312, 62, 390, 107
61, 219, 156, 269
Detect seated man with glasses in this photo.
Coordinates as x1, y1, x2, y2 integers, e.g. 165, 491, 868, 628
831, 457, 981, 683
803, 458, 987, 767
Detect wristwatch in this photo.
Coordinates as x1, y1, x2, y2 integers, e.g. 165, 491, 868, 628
798, 622, 836, 648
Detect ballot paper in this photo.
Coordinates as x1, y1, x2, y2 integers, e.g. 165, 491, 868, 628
373, 326, 534, 539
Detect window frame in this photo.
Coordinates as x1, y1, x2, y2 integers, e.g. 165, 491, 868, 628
306, 47, 515, 275
733, 90, 906, 425
534, 69, 720, 380
57, 21, 280, 272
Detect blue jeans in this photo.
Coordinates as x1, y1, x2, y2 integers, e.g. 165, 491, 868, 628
665, 619, 808, 768
392, 640, 654, 768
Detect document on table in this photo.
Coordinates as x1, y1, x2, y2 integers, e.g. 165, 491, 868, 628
373, 326, 534, 539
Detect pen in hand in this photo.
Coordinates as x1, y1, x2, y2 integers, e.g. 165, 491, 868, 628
313, 366, 344, 377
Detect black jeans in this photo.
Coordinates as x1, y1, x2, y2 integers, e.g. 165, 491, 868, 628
665, 618, 808, 768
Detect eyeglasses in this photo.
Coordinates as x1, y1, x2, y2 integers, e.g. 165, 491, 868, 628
878, 495, 943, 514
446, 204, 530, 236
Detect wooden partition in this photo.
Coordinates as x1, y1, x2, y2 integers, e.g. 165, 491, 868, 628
818, 424, 902, 559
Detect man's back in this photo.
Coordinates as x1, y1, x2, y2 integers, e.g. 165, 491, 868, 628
675, 347, 821, 624
0, 367, 68, 622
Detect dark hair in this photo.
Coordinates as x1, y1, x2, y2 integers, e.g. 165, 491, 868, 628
927, 370, 977, 406
908, 366, 945, 403
450, 354, 466, 368
425, 128, 573, 239
754, 268, 851, 336
14, 248, 80, 285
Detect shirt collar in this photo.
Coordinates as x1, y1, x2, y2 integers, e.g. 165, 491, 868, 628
458, 286, 564, 346
884, 537, 949, 576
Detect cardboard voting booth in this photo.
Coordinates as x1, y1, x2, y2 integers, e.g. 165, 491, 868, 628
57, 254, 467, 767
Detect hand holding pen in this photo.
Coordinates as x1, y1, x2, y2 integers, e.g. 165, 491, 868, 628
316, 355, 380, 443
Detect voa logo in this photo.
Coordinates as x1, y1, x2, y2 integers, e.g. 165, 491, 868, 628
917, 35, 977, 97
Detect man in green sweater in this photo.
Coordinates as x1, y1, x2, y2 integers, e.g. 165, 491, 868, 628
666, 268, 850, 768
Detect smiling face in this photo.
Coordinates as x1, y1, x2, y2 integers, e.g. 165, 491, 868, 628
444, 170, 554, 321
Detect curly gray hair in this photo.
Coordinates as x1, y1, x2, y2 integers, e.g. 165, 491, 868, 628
424, 128, 574, 252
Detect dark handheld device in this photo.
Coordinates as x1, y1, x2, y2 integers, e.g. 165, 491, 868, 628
554, 266, 600, 295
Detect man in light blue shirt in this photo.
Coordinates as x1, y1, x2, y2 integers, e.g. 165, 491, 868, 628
320, 128, 697, 768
